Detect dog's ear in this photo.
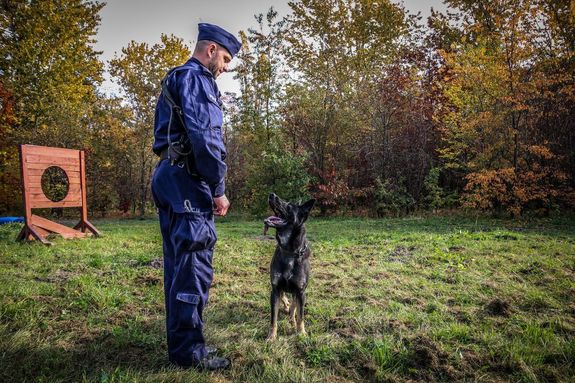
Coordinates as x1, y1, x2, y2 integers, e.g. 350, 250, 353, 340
299, 199, 315, 221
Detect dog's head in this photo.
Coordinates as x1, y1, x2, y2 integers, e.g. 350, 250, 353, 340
264, 193, 315, 244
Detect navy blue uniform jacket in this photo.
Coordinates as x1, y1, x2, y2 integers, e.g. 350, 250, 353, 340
153, 58, 227, 213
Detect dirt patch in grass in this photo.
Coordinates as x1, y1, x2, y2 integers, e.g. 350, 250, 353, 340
127, 258, 163, 268
329, 308, 358, 337
135, 274, 161, 286
388, 246, 416, 263
450, 307, 472, 323
411, 336, 442, 370
398, 295, 421, 306
147, 258, 162, 269
485, 298, 511, 317
480, 281, 498, 290
34, 270, 76, 283
408, 335, 456, 380
518, 261, 544, 275
459, 349, 483, 369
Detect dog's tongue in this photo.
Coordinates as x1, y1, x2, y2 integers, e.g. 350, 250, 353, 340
264, 216, 285, 226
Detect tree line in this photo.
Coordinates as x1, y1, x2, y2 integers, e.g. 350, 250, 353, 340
1, 0, 573, 217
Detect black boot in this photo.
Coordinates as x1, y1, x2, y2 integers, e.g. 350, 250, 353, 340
205, 345, 218, 355
197, 356, 230, 371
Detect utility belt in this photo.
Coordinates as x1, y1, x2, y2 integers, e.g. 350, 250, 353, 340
159, 144, 200, 178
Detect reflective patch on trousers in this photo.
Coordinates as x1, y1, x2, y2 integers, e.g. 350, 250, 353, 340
175, 292, 201, 329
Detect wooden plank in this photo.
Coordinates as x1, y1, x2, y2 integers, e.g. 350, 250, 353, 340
30, 215, 86, 238
28, 185, 81, 195
28, 175, 81, 184
33, 225, 51, 238
29, 195, 83, 206
25, 155, 80, 166
80, 151, 88, 222
26, 169, 80, 179
16, 223, 52, 245
29, 200, 83, 209
16, 226, 27, 241
28, 190, 82, 202
83, 220, 101, 236
19, 146, 32, 224
25, 163, 81, 172
28, 225, 52, 245
21, 145, 80, 158
25, 155, 79, 164
29, 194, 82, 204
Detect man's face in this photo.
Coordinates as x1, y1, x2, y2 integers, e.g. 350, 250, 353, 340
207, 44, 232, 79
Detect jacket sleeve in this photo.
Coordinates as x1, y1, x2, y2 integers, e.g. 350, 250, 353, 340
175, 72, 227, 198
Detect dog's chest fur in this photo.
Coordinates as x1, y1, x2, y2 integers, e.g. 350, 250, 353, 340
270, 248, 309, 292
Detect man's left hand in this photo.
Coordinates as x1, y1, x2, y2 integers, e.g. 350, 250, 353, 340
213, 195, 230, 216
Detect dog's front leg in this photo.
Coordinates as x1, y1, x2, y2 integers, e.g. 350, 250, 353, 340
295, 291, 307, 336
266, 287, 280, 341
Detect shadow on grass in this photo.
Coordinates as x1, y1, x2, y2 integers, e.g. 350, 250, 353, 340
0, 318, 169, 382
1, 300, 267, 381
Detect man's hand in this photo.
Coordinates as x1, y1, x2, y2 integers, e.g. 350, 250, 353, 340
213, 195, 230, 216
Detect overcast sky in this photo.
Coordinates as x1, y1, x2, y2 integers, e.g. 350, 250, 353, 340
94, 0, 446, 95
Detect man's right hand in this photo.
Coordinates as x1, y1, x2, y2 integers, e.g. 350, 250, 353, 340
213, 195, 230, 216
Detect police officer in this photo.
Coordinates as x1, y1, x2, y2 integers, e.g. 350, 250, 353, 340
151, 23, 241, 370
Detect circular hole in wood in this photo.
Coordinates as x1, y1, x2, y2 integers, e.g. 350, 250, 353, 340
41, 166, 70, 202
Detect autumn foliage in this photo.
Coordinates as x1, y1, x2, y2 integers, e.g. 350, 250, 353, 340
0, 0, 573, 217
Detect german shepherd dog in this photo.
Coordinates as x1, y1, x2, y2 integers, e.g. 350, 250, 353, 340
264, 193, 315, 340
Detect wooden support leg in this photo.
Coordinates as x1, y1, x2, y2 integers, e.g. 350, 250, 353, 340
74, 220, 101, 237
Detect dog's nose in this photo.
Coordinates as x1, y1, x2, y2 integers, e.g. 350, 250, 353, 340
268, 193, 277, 202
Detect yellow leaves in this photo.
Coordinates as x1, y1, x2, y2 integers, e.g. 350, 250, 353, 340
526, 145, 554, 160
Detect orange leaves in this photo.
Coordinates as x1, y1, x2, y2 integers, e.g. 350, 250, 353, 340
463, 146, 572, 216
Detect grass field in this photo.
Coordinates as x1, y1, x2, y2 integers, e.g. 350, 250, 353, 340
0, 214, 574, 382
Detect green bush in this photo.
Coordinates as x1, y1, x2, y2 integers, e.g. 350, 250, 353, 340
244, 147, 312, 214
422, 167, 459, 210
375, 178, 415, 217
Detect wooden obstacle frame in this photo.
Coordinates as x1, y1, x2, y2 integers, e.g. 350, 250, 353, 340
16, 144, 100, 245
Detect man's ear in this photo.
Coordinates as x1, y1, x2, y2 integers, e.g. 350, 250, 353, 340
207, 43, 217, 58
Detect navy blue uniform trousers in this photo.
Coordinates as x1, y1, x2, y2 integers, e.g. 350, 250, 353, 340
152, 162, 217, 366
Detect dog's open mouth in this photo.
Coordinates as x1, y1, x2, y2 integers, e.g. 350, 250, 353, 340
264, 216, 286, 228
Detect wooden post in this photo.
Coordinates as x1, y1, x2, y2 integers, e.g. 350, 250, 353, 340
73, 150, 100, 236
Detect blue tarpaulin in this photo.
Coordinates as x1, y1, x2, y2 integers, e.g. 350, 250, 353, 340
0, 217, 24, 225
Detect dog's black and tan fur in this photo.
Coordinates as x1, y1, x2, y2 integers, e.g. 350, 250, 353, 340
264, 193, 315, 340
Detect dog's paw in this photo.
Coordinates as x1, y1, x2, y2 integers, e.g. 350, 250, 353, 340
266, 327, 277, 342
296, 323, 307, 337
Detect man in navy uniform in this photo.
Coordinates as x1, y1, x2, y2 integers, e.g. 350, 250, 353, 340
151, 23, 241, 370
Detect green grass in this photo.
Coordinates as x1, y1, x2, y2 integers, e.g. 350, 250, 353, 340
1, 214, 574, 382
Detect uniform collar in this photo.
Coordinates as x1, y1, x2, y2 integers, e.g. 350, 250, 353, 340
187, 57, 214, 78
185, 57, 221, 101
